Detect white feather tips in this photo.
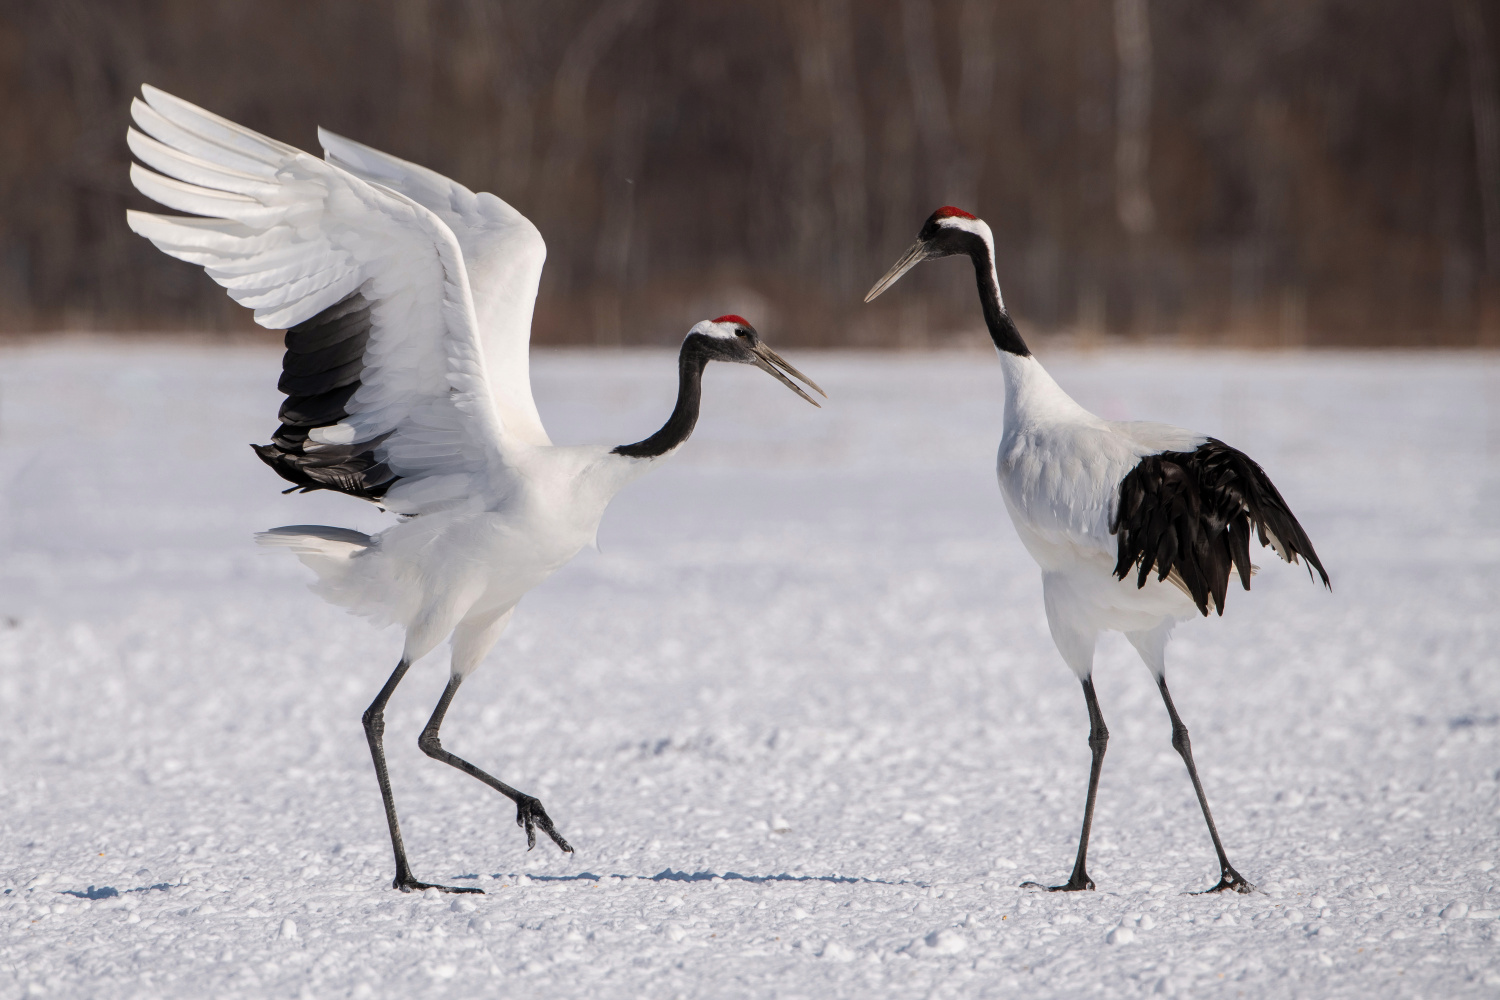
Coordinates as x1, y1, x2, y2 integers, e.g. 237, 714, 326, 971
139, 84, 300, 162
308, 423, 358, 446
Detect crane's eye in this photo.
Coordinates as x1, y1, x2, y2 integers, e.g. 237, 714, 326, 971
735, 328, 749, 338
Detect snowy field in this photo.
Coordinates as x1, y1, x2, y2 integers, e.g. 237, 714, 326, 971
1, 339, 1497, 999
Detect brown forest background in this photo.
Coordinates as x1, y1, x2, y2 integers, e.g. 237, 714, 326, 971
3, 0, 1500, 347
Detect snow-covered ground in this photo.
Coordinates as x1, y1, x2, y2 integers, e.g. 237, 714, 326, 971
1, 340, 1497, 998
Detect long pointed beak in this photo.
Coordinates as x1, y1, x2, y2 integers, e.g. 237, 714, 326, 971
751, 343, 826, 407
864, 239, 932, 303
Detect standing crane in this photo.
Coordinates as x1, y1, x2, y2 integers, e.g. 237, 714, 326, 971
866, 207, 1328, 893
125, 85, 823, 893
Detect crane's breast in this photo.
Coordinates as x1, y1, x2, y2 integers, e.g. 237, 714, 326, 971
997, 425, 1130, 555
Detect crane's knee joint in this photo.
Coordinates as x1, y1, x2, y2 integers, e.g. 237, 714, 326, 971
1171, 726, 1190, 756
362, 708, 383, 737
1088, 726, 1109, 753
418, 730, 443, 757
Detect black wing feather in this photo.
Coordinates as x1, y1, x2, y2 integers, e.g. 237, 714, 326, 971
250, 292, 401, 502
1111, 438, 1329, 616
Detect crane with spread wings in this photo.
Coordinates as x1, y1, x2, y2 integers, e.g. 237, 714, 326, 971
126, 85, 823, 893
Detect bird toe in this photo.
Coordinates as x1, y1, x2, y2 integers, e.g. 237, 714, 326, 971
514, 795, 572, 853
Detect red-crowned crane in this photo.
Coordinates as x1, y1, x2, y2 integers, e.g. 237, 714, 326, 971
866, 207, 1328, 893
125, 85, 823, 893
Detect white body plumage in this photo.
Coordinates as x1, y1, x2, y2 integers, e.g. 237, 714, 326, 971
994, 353, 1205, 674
262, 443, 649, 677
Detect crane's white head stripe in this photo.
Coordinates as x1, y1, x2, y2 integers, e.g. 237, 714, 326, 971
935, 213, 995, 247
691, 316, 751, 339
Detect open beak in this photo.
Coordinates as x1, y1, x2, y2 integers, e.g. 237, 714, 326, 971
864, 239, 933, 303
751, 343, 826, 407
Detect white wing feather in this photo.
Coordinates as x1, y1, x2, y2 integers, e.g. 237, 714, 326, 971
125, 85, 514, 515
316, 129, 552, 447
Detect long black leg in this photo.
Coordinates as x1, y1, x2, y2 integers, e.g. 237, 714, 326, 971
362, 659, 482, 894
418, 675, 573, 853
1024, 677, 1108, 892
1157, 675, 1254, 894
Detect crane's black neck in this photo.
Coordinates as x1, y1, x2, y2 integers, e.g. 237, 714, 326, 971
611, 337, 711, 458
965, 237, 1030, 357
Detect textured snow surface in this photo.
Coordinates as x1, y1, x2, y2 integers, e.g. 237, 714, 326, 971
1, 342, 1498, 999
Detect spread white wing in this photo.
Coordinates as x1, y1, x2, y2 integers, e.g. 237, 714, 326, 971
316, 128, 551, 447
124, 84, 521, 515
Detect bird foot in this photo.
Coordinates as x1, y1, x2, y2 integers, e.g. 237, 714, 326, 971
1194, 867, 1255, 895
393, 875, 484, 894
1021, 874, 1095, 892
515, 794, 573, 853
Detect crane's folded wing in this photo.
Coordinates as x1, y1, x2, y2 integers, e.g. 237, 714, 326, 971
1110, 435, 1330, 616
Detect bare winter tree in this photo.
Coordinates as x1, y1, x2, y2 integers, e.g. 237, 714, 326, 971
1113, 0, 1155, 237
1455, 0, 1500, 284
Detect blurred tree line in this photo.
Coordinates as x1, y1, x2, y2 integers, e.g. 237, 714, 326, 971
2, 0, 1499, 347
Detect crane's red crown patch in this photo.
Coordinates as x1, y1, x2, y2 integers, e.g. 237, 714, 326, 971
712, 314, 751, 326
934, 206, 977, 220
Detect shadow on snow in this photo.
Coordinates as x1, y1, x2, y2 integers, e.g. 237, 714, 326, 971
468, 868, 924, 887
56, 883, 177, 900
